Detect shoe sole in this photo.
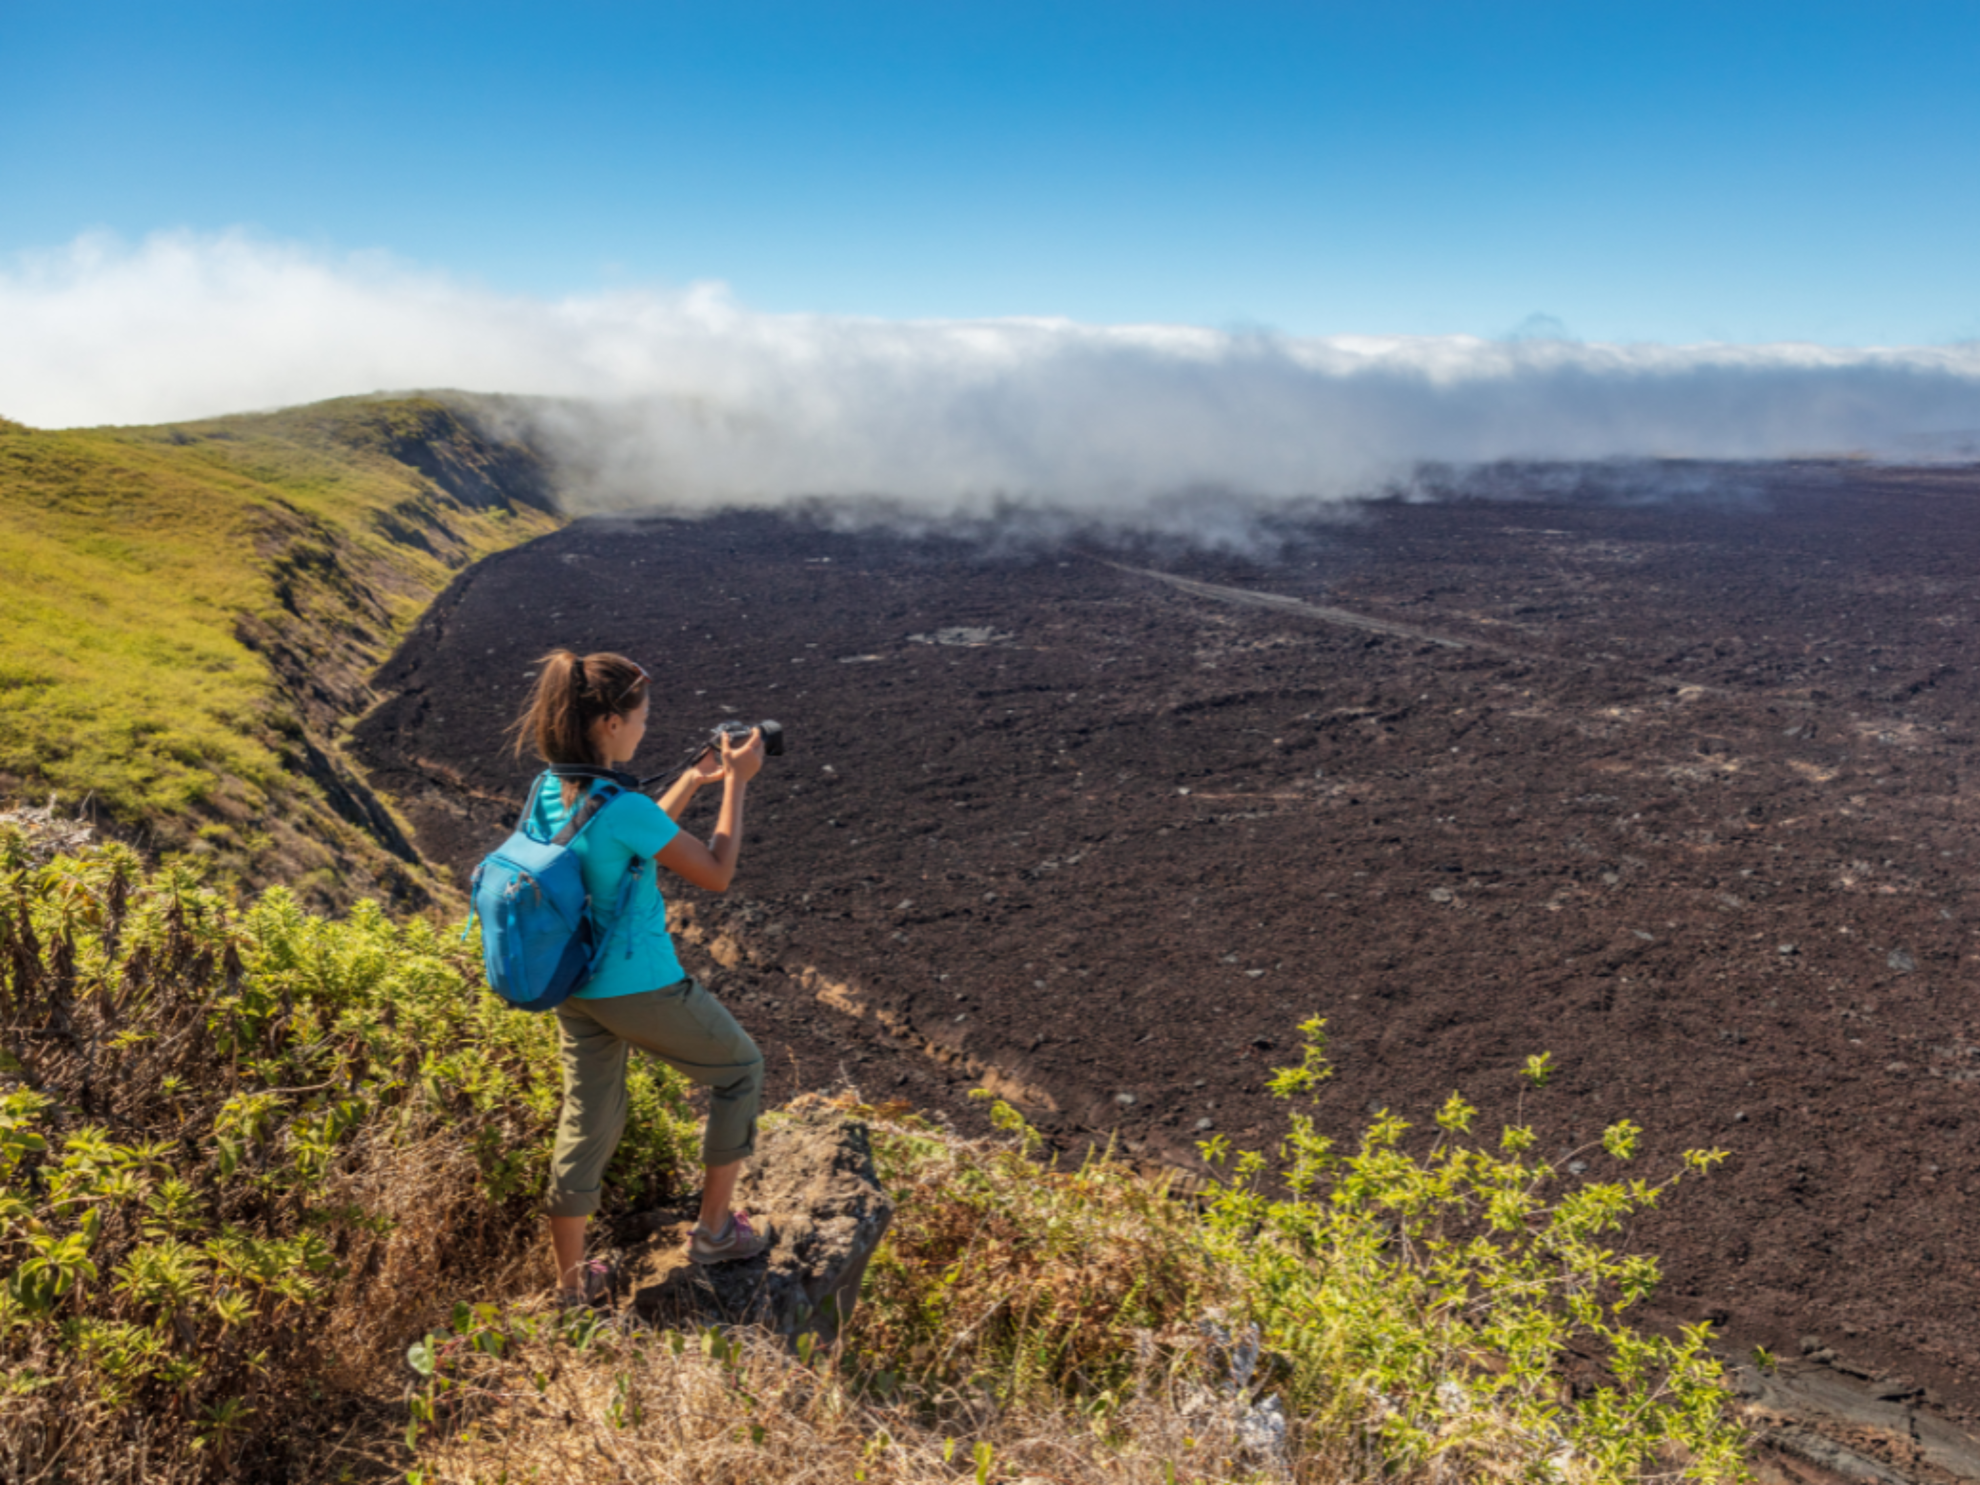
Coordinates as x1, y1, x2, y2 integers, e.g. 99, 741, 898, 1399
688, 1243, 770, 1266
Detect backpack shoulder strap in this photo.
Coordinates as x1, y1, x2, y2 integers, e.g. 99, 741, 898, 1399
548, 763, 641, 790
515, 772, 549, 833
551, 779, 625, 848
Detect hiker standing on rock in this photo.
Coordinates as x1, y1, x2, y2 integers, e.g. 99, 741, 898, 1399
510, 649, 773, 1306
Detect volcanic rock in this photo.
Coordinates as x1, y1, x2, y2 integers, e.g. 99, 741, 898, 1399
627, 1106, 891, 1343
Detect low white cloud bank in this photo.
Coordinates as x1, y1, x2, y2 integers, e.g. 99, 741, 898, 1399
5, 230, 1978, 517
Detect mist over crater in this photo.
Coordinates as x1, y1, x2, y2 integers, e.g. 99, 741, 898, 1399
6, 233, 1979, 532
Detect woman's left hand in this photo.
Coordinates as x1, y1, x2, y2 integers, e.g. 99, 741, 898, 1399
685, 748, 726, 787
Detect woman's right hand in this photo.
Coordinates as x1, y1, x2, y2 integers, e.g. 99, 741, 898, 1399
721, 726, 766, 784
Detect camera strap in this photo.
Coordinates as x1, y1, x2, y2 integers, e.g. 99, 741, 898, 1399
653, 726, 749, 784
552, 727, 759, 792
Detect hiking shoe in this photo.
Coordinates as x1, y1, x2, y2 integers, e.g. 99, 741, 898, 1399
688, 1211, 773, 1266
556, 1257, 614, 1311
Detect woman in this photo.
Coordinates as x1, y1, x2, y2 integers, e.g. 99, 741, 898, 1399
510, 648, 771, 1305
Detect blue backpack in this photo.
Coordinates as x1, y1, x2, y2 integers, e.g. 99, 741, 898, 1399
467, 768, 647, 1012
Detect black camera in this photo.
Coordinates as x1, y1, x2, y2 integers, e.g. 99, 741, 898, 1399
711, 719, 785, 757
660, 720, 785, 781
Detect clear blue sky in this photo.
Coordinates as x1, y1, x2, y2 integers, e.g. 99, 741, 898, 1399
7, 0, 1978, 345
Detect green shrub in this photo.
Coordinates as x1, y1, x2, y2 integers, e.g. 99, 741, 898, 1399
0, 837, 696, 1481
1199, 1017, 1746, 1482
849, 1024, 1746, 1483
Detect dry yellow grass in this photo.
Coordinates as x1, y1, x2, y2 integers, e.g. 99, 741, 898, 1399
406, 1316, 1320, 1485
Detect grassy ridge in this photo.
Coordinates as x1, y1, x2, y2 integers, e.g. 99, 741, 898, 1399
0, 397, 560, 906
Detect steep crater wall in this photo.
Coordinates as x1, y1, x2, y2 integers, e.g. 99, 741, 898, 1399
0, 394, 562, 909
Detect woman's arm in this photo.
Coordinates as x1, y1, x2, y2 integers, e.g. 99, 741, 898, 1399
654, 749, 723, 821
655, 729, 764, 892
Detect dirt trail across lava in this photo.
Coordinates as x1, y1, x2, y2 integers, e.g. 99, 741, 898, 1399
355, 463, 1980, 1479
1104, 561, 1479, 649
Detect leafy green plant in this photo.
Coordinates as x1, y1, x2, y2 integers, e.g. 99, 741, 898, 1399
1204, 1016, 1745, 1482
0, 840, 697, 1481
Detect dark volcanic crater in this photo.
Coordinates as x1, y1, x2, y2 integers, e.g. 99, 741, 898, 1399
355, 463, 1980, 1448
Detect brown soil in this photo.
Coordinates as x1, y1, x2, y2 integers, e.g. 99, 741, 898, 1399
353, 462, 1980, 1453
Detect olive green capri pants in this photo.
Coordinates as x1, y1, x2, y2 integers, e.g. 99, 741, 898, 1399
547, 977, 764, 1219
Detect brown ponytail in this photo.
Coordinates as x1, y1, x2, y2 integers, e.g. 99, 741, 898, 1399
510, 650, 651, 775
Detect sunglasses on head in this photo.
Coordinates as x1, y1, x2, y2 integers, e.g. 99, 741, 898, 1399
616, 663, 651, 707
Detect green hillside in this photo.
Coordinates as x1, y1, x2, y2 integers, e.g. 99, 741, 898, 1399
0, 396, 561, 906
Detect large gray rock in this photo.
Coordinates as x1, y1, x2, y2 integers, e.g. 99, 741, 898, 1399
1730, 1358, 1980, 1485
628, 1108, 892, 1344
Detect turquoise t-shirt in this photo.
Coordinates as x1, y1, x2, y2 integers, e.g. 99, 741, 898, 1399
525, 775, 687, 1000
